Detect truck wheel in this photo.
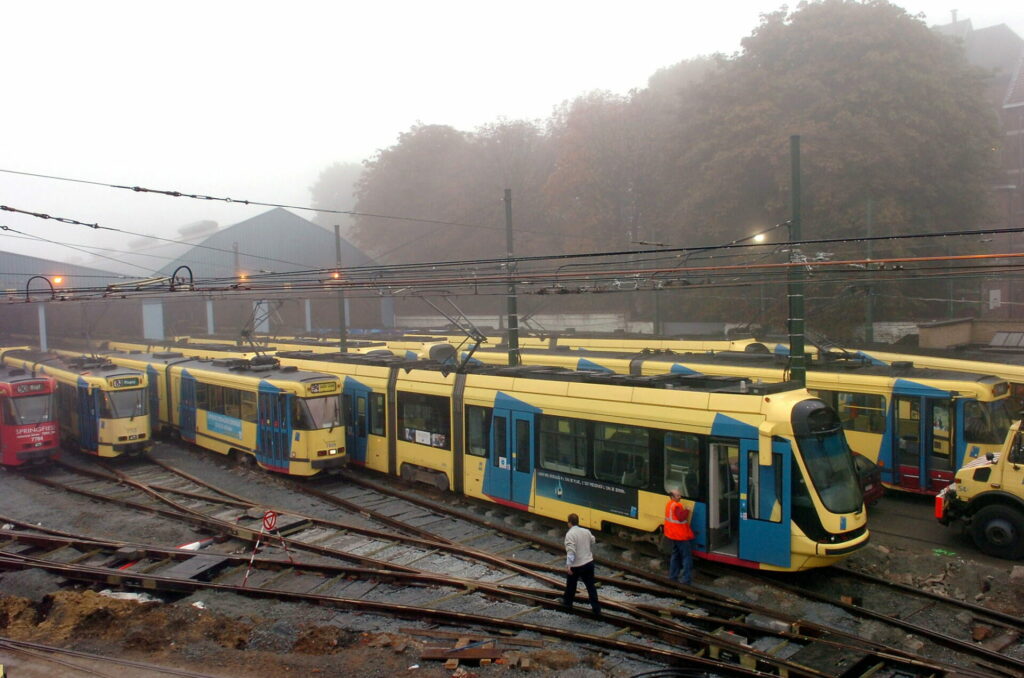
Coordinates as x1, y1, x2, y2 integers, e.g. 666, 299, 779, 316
970, 505, 1024, 560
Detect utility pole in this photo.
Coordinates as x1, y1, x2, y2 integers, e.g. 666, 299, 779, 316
788, 136, 806, 387
505, 189, 520, 366
334, 224, 348, 352
865, 198, 874, 344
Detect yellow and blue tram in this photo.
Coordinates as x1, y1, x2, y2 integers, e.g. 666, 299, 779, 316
460, 347, 1014, 496
268, 351, 868, 572
1, 349, 151, 458
77, 351, 346, 476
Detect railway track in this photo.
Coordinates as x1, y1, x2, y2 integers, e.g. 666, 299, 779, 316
1, 451, 1017, 677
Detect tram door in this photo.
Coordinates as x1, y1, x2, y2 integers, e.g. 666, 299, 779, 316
343, 381, 370, 465
707, 441, 740, 553
739, 439, 791, 568
485, 406, 535, 508
893, 396, 953, 492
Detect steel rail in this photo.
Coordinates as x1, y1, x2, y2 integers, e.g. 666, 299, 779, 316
334, 467, 1024, 677
0, 636, 222, 678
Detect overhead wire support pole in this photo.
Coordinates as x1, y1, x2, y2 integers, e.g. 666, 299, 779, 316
505, 189, 520, 366
788, 135, 807, 387
334, 224, 348, 352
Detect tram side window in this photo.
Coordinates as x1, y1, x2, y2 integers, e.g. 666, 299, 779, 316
813, 390, 886, 434
664, 432, 701, 498
57, 383, 76, 420
539, 415, 587, 476
747, 451, 782, 523
397, 391, 450, 449
465, 405, 492, 457
240, 392, 257, 422
195, 382, 207, 409
594, 423, 649, 488
370, 393, 385, 436
223, 389, 241, 419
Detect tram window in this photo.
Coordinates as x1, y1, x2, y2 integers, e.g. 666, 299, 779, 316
240, 392, 257, 422
664, 432, 701, 498
837, 392, 886, 434
370, 393, 385, 436
208, 385, 224, 414
931, 401, 951, 464
594, 423, 649, 488
516, 419, 531, 473
223, 389, 241, 419
465, 405, 491, 457
195, 382, 208, 409
494, 415, 507, 466
539, 415, 587, 476
747, 451, 782, 522
397, 391, 450, 449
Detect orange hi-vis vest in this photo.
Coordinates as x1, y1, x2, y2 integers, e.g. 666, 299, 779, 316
664, 499, 694, 541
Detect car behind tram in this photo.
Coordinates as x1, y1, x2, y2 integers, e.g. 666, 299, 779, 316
0, 363, 60, 466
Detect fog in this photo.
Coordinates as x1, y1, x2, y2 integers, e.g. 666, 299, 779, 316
1, 0, 1021, 273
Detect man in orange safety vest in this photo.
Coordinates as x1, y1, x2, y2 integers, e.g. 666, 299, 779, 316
665, 488, 695, 585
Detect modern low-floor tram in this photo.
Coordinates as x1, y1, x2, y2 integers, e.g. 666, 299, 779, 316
269, 350, 868, 572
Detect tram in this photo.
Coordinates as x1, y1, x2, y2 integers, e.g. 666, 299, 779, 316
77, 351, 346, 476
460, 347, 1015, 496
0, 349, 151, 458
268, 350, 868, 572
0, 362, 60, 466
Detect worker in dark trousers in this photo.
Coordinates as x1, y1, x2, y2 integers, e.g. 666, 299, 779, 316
562, 512, 601, 616
665, 488, 695, 584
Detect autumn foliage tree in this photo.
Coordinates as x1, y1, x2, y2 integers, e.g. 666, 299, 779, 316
319, 0, 1002, 334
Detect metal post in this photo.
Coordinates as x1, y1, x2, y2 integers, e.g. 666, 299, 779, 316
505, 189, 520, 366
206, 299, 215, 335
334, 224, 348, 352
865, 198, 874, 344
788, 136, 806, 387
37, 305, 47, 352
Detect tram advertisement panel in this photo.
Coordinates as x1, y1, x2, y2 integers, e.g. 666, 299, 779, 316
536, 468, 638, 518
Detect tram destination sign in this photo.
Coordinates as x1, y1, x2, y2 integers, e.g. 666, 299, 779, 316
108, 376, 141, 388
309, 381, 337, 394
14, 382, 46, 394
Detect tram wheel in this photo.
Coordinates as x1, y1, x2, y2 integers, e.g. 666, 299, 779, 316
970, 504, 1024, 560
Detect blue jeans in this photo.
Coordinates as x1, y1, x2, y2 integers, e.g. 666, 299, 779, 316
668, 538, 693, 584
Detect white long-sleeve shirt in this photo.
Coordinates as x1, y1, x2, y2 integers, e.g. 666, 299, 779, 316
564, 524, 596, 568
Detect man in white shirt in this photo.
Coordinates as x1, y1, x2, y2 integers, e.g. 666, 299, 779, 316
562, 513, 601, 616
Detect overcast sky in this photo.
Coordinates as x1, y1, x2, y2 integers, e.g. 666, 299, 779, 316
1, 0, 1021, 277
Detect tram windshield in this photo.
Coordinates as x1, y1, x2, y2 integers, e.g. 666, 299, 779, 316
100, 388, 147, 419
293, 395, 343, 430
3, 393, 54, 425
794, 405, 862, 515
964, 399, 1014, 445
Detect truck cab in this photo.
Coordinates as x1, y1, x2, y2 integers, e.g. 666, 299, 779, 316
936, 421, 1024, 560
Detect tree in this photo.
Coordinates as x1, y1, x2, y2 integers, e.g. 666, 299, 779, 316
669, 0, 1001, 325
309, 162, 363, 234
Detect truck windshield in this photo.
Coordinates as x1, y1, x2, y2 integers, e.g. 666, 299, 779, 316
965, 399, 1014, 445
101, 388, 147, 419
4, 393, 54, 425
795, 405, 862, 515
293, 396, 342, 430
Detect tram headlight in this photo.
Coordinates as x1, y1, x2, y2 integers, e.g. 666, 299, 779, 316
317, 449, 340, 457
